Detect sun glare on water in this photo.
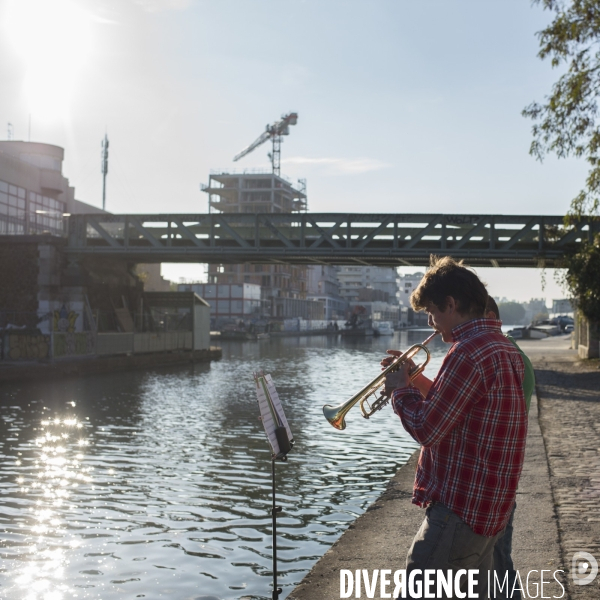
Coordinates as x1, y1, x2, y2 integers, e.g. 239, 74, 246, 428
11, 415, 93, 600
4, 0, 92, 122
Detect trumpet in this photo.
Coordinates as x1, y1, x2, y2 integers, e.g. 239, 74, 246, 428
323, 331, 438, 430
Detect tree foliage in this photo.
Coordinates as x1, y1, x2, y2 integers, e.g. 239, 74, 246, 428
523, 0, 600, 218
563, 233, 600, 320
497, 301, 527, 325
523, 0, 600, 320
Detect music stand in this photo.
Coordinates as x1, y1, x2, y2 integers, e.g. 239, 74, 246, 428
254, 371, 294, 600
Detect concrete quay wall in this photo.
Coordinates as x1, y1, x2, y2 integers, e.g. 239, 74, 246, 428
0, 346, 221, 384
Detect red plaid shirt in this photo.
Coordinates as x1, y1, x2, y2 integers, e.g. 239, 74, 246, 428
391, 318, 527, 537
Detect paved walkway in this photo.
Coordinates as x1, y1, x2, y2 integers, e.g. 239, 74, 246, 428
288, 334, 600, 600
524, 337, 600, 600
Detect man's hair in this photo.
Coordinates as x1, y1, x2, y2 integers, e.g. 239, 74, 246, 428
411, 255, 488, 317
485, 296, 500, 319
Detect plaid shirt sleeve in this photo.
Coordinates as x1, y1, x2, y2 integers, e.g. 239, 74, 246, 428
391, 350, 485, 447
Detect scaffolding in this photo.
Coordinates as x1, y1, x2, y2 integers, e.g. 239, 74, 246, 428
202, 171, 307, 214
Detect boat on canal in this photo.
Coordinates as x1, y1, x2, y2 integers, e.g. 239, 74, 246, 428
372, 321, 394, 337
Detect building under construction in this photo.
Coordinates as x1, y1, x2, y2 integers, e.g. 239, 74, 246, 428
200, 112, 326, 323
203, 171, 306, 214
201, 171, 318, 321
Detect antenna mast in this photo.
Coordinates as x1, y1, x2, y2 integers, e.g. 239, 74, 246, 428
101, 134, 109, 211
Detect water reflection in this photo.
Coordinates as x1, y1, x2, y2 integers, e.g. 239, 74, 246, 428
0, 331, 449, 600
3, 412, 91, 600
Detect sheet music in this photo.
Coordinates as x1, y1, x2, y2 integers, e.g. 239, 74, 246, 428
254, 372, 293, 456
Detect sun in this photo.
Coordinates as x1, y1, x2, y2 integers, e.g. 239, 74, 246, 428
4, 0, 92, 122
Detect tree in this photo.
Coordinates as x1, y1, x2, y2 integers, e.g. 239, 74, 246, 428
523, 0, 600, 218
523, 0, 600, 320
533, 311, 551, 324
563, 233, 600, 320
497, 301, 527, 325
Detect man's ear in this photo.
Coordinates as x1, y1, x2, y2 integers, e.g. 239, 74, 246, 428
445, 296, 458, 314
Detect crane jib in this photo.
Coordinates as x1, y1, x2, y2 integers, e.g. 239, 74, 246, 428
232, 112, 298, 173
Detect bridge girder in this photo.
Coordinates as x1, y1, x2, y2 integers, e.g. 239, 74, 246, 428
66, 213, 599, 268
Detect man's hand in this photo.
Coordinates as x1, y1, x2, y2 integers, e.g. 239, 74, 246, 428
384, 360, 411, 396
381, 350, 416, 369
382, 350, 433, 397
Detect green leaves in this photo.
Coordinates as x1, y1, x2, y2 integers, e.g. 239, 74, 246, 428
562, 233, 600, 321
524, 0, 600, 202
526, 0, 600, 321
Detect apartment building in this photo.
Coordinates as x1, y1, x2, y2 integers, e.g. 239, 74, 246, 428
306, 265, 347, 321
337, 265, 400, 321
398, 271, 428, 326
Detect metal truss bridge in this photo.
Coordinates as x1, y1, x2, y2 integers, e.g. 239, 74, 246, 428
66, 213, 599, 268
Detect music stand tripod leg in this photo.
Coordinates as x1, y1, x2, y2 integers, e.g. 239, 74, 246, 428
271, 457, 283, 599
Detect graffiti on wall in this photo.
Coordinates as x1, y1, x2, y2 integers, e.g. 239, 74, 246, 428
53, 332, 96, 358
5, 334, 50, 360
53, 304, 78, 333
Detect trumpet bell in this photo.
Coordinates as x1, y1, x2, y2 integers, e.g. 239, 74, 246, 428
322, 403, 349, 431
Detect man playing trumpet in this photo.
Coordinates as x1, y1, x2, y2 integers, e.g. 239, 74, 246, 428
383, 256, 528, 599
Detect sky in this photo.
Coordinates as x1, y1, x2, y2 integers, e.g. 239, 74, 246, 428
0, 0, 588, 306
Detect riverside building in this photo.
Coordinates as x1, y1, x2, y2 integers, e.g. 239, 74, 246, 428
306, 265, 347, 321
0, 140, 214, 357
397, 271, 429, 326
337, 265, 401, 324
0, 141, 104, 236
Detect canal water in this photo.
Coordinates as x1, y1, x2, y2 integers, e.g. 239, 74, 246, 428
0, 330, 452, 600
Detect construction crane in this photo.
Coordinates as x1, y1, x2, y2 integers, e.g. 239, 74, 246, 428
233, 112, 298, 176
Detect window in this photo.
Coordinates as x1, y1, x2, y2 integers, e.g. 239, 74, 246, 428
0, 180, 39, 234
25, 189, 65, 235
